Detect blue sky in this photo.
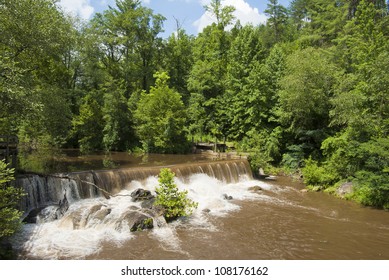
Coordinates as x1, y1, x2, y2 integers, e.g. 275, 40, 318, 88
58, 0, 292, 37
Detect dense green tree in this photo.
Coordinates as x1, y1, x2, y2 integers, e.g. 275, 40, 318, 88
187, 2, 235, 141
102, 79, 135, 151
0, 160, 24, 239
90, 0, 165, 93
264, 0, 290, 44
278, 47, 339, 165
205, 0, 236, 30
134, 72, 189, 153
0, 0, 80, 146
162, 29, 194, 104
71, 91, 104, 153
300, 0, 389, 208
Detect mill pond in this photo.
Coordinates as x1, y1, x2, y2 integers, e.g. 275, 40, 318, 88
10, 151, 389, 260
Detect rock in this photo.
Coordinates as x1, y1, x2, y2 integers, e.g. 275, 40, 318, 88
37, 205, 60, 223
257, 168, 269, 179
301, 189, 309, 193
337, 182, 354, 197
143, 205, 165, 217
55, 193, 69, 220
141, 197, 156, 209
248, 186, 263, 192
23, 207, 46, 224
202, 208, 211, 213
131, 188, 154, 202
116, 211, 154, 232
222, 194, 233, 200
91, 207, 112, 222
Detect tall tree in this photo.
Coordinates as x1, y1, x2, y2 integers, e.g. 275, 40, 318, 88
188, 2, 235, 140
278, 47, 339, 162
0, 0, 79, 146
162, 29, 194, 104
264, 0, 289, 45
134, 72, 189, 153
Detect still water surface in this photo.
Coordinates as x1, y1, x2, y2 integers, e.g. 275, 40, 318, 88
14, 152, 389, 260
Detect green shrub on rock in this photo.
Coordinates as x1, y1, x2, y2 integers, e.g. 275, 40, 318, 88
154, 168, 198, 222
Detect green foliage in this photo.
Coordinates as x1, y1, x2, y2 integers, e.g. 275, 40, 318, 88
71, 91, 104, 153
239, 127, 282, 174
204, 0, 236, 30
301, 157, 337, 188
102, 79, 135, 151
0, 160, 24, 239
134, 72, 190, 153
352, 171, 389, 209
154, 168, 198, 221
162, 29, 194, 104
1, 0, 389, 210
264, 0, 290, 45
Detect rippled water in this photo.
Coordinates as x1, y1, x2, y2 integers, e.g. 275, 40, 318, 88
13, 172, 389, 260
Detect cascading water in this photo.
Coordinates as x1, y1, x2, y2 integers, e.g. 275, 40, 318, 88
13, 159, 262, 259
17, 159, 252, 215
11, 157, 389, 260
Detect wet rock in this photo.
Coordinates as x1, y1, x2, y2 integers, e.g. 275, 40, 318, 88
337, 182, 354, 197
55, 193, 69, 220
141, 197, 155, 209
23, 207, 46, 224
202, 208, 211, 213
92, 207, 112, 222
131, 188, 154, 202
222, 194, 233, 200
37, 206, 61, 223
143, 205, 165, 218
88, 204, 104, 215
248, 186, 263, 192
116, 211, 154, 232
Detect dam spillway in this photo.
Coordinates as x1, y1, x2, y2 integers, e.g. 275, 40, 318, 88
16, 159, 253, 215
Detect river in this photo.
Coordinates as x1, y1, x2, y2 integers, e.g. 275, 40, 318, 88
12, 151, 389, 260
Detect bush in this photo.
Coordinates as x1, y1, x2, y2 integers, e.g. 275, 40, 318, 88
352, 171, 389, 209
0, 160, 25, 238
154, 168, 198, 222
301, 157, 337, 189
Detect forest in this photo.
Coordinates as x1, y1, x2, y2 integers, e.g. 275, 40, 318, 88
0, 0, 388, 210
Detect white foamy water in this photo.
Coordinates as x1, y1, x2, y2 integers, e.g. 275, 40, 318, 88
13, 173, 275, 259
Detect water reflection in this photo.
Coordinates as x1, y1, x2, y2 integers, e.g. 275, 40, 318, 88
17, 149, 212, 174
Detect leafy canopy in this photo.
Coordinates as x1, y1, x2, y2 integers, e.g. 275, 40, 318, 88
0, 160, 25, 238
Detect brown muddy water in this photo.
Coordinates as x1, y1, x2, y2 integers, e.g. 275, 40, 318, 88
12, 152, 389, 260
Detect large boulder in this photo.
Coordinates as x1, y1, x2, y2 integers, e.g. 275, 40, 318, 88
337, 182, 354, 197
248, 186, 263, 192
116, 210, 154, 232
141, 197, 156, 209
130, 188, 154, 202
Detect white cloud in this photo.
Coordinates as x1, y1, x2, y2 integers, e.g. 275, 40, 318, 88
58, 0, 94, 19
193, 0, 267, 32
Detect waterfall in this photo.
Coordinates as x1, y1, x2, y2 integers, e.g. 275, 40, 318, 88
17, 159, 253, 215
